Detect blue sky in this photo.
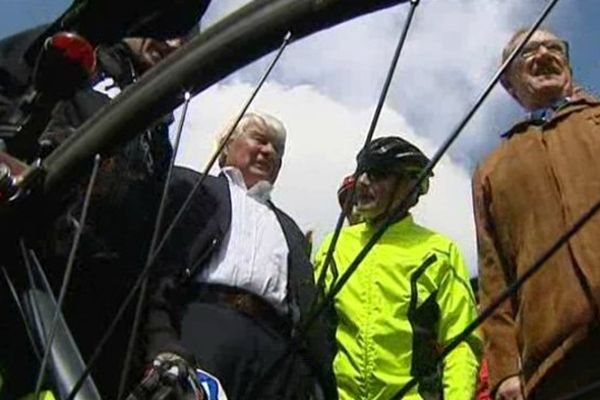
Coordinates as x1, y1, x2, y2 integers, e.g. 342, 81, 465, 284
1, 0, 68, 37
3, 0, 599, 168
2, 1, 599, 273
4, 1, 599, 98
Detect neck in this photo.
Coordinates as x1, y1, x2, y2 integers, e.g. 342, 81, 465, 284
523, 86, 574, 111
366, 210, 408, 230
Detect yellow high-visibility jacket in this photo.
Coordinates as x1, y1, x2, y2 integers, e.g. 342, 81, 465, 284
315, 215, 481, 400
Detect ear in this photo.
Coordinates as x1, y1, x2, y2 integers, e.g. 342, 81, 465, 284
502, 76, 523, 105
500, 73, 513, 94
270, 157, 283, 183
218, 141, 230, 167
506, 84, 517, 99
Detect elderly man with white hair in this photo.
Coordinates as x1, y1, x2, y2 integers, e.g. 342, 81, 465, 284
143, 112, 337, 399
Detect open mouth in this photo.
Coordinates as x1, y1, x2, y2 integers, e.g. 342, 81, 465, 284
254, 160, 273, 174
356, 190, 375, 207
530, 62, 561, 77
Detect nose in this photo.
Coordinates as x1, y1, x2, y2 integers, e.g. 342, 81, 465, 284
260, 141, 278, 159
532, 43, 560, 62
536, 44, 552, 57
357, 172, 370, 186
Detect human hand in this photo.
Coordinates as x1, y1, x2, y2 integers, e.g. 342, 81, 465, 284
152, 352, 193, 379
152, 352, 206, 399
495, 376, 524, 400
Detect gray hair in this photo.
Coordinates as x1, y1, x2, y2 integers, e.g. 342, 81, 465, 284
217, 111, 287, 167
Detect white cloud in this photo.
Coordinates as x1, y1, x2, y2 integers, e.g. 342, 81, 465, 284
175, 82, 478, 274
174, 0, 577, 276
199, 0, 567, 168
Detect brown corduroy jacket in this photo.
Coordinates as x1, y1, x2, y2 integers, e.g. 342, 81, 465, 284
473, 93, 600, 396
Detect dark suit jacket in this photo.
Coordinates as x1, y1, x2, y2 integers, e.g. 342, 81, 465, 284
144, 166, 337, 398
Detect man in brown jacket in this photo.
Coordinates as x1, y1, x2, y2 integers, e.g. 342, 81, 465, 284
474, 28, 600, 400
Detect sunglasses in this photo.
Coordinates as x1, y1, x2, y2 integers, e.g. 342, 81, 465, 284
362, 166, 408, 182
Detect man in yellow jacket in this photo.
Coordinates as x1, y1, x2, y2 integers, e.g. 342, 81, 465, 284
315, 136, 481, 400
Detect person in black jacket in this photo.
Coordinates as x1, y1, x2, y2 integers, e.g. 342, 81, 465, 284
0, 25, 193, 398
143, 112, 338, 400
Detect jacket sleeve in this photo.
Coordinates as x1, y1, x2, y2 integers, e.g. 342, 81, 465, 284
436, 242, 482, 400
311, 235, 342, 399
143, 273, 194, 362
142, 169, 198, 364
472, 167, 521, 393
293, 233, 338, 400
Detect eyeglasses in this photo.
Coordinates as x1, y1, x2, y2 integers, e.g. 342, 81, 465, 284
518, 39, 569, 61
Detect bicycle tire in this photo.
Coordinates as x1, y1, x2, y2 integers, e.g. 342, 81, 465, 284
41, 0, 408, 197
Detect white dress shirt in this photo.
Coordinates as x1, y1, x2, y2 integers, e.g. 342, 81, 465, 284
197, 167, 289, 313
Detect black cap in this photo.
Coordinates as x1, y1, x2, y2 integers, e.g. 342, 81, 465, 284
357, 136, 430, 172
356, 136, 432, 194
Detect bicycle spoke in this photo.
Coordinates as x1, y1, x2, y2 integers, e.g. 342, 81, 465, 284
250, 2, 423, 395
2, 266, 41, 360
20, 238, 37, 290
34, 154, 101, 399
147, 30, 292, 268
41, 1, 409, 195
67, 30, 292, 400
3, 0, 568, 398
29, 250, 57, 300
315, 0, 420, 303
117, 91, 192, 400
322, 0, 560, 341
253, 0, 562, 396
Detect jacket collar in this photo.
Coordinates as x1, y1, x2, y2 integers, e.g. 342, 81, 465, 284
362, 213, 415, 234
501, 91, 600, 139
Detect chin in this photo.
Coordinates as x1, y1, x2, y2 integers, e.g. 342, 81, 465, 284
527, 84, 569, 108
251, 168, 272, 179
355, 204, 373, 213
355, 205, 380, 219
531, 76, 570, 93
248, 171, 269, 182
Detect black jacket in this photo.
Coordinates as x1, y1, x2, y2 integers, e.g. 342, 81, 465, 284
0, 25, 173, 261
144, 166, 338, 398
0, 25, 173, 397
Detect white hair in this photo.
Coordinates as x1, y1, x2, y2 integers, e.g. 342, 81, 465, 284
216, 111, 287, 167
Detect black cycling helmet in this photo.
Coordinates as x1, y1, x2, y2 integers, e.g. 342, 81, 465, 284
356, 136, 433, 194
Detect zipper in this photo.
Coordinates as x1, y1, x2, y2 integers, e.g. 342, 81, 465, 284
179, 236, 219, 284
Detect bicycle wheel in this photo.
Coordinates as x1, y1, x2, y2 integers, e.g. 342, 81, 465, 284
41, 0, 409, 196
1, 1, 410, 398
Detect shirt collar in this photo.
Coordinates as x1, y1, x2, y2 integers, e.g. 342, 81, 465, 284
526, 96, 572, 125
221, 167, 273, 203
500, 96, 573, 139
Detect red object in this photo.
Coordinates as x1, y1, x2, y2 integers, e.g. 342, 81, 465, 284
0, 151, 28, 176
49, 32, 97, 75
337, 174, 356, 208
476, 359, 492, 400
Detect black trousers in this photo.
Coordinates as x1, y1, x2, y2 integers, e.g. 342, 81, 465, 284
180, 302, 315, 400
